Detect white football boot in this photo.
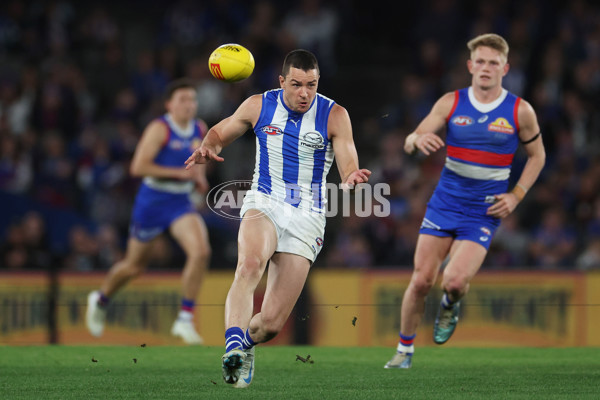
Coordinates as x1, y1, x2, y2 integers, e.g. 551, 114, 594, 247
384, 352, 412, 369
233, 347, 255, 388
171, 319, 204, 345
86, 291, 107, 337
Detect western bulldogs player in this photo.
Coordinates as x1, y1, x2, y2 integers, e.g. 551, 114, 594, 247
186, 49, 371, 387
385, 34, 546, 369
86, 79, 211, 345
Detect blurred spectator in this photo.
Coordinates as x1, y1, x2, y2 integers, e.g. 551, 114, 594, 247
0, 222, 27, 269
576, 237, 600, 270
0, 211, 53, 269
131, 50, 169, 110
96, 223, 123, 270
34, 131, 76, 208
21, 211, 54, 269
63, 225, 99, 271
281, 0, 339, 73
325, 214, 373, 268
528, 207, 577, 268
0, 133, 33, 193
488, 214, 530, 268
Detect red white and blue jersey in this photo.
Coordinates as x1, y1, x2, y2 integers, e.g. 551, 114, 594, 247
141, 114, 204, 194
130, 114, 205, 242
252, 89, 335, 211
439, 87, 521, 204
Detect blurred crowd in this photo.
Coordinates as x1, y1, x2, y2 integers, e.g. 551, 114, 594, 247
1, 0, 599, 272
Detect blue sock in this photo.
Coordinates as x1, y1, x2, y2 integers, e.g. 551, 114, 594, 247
441, 292, 456, 310
242, 328, 256, 350
181, 298, 195, 313
98, 292, 110, 308
225, 327, 244, 352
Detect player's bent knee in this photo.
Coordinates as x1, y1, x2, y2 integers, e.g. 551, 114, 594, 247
411, 277, 435, 296
260, 316, 284, 341
188, 249, 211, 267
235, 256, 264, 280
443, 277, 468, 297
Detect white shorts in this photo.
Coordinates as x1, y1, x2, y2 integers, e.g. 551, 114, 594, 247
240, 190, 326, 263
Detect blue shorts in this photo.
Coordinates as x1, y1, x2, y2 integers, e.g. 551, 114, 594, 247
419, 190, 500, 250
129, 185, 195, 242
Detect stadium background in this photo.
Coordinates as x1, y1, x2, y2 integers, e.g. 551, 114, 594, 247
1, 0, 599, 346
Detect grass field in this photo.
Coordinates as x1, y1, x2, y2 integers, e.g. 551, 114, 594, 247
0, 346, 598, 399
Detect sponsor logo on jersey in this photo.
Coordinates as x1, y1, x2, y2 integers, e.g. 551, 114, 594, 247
488, 117, 515, 134
316, 237, 324, 246
479, 236, 489, 242
300, 131, 325, 149
169, 140, 184, 150
478, 115, 488, 123
262, 125, 284, 135
480, 226, 491, 236
451, 115, 474, 126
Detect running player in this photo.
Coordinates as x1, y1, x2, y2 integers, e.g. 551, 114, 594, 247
86, 79, 211, 345
385, 33, 546, 368
186, 49, 371, 387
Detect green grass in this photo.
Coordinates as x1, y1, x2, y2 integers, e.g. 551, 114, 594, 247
0, 346, 598, 399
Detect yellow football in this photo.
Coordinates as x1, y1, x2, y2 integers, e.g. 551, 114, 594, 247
208, 44, 255, 83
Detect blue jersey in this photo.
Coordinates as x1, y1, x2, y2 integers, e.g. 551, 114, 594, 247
439, 87, 520, 205
252, 89, 335, 211
420, 87, 522, 248
139, 114, 204, 194
130, 114, 205, 242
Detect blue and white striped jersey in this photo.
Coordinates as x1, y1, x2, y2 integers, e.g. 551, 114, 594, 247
252, 89, 336, 210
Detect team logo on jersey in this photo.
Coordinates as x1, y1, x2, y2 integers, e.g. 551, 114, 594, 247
451, 115, 474, 126
190, 138, 201, 150
261, 125, 284, 135
480, 226, 491, 236
300, 131, 325, 149
169, 139, 184, 150
316, 237, 324, 246
488, 118, 515, 134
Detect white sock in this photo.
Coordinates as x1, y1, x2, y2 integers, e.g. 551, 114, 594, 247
396, 342, 414, 355
177, 310, 193, 322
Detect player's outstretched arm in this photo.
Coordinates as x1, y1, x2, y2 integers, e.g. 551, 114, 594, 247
329, 104, 371, 187
404, 92, 454, 155
185, 95, 262, 169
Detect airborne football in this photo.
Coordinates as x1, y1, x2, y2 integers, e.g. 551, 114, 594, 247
208, 44, 255, 82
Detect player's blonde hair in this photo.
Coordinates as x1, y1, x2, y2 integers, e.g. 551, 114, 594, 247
467, 33, 509, 61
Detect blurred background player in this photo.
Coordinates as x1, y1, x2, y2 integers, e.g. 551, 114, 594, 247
186, 49, 371, 387
385, 33, 546, 368
86, 79, 211, 344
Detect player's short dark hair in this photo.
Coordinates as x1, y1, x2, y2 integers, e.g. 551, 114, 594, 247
282, 49, 319, 77
164, 78, 197, 100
